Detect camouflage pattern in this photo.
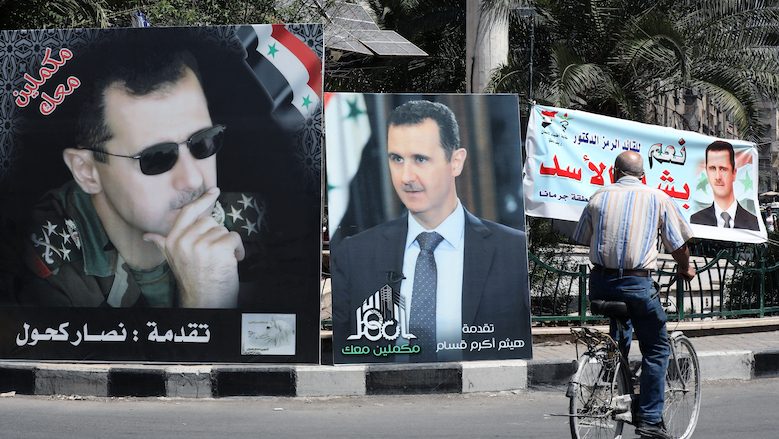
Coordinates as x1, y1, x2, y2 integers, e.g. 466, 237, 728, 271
22, 181, 266, 307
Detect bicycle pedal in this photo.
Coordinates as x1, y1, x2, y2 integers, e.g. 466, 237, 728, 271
612, 394, 634, 423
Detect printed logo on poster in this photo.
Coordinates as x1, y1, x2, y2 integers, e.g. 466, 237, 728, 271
341, 284, 527, 359
348, 284, 416, 342
241, 314, 296, 356
341, 284, 425, 358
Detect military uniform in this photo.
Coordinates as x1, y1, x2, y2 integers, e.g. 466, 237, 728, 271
22, 181, 266, 307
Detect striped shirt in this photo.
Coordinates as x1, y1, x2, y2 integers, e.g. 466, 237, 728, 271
572, 176, 693, 270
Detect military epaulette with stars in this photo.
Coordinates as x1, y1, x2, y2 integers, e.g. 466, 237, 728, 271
25, 215, 83, 278
219, 192, 268, 241
24, 192, 266, 279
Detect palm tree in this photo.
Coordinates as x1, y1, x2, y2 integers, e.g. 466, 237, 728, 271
487, 0, 779, 142
486, 0, 629, 110
608, 0, 779, 140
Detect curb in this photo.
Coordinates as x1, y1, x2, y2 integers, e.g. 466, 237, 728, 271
1, 349, 776, 398
527, 360, 577, 388
754, 348, 779, 378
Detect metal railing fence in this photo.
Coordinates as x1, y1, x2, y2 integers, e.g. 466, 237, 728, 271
529, 245, 779, 324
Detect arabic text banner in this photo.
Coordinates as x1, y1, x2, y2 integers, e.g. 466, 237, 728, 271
523, 105, 765, 243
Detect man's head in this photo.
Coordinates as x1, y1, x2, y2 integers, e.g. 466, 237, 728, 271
614, 151, 645, 180
386, 100, 467, 230
63, 46, 218, 238
704, 141, 737, 208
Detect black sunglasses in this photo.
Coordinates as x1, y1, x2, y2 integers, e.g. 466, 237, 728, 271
82, 124, 226, 175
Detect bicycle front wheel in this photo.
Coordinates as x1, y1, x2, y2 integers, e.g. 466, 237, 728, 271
663, 334, 701, 439
569, 352, 630, 439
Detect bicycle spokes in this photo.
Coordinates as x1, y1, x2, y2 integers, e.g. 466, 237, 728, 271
569, 350, 629, 439
662, 335, 701, 439
568, 328, 701, 439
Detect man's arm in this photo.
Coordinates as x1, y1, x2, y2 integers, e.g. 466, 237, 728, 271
571, 205, 593, 246
671, 242, 696, 281
144, 187, 245, 308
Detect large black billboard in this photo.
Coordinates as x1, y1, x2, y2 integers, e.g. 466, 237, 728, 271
0, 25, 323, 363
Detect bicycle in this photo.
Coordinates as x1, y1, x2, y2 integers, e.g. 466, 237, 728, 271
566, 299, 701, 439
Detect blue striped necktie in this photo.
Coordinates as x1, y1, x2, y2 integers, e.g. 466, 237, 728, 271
410, 231, 444, 361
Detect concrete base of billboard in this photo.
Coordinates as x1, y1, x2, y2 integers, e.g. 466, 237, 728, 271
1, 327, 779, 398
35, 364, 109, 397
461, 360, 527, 393
0, 351, 776, 398
296, 364, 366, 397
166, 366, 213, 398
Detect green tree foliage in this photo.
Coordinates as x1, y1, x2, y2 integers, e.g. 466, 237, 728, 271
488, 0, 779, 142
0, 0, 324, 30
0, 0, 115, 29
142, 0, 323, 26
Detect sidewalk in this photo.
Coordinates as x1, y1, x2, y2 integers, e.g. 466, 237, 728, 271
529, 317, 779, 387
1, 318, 777, 399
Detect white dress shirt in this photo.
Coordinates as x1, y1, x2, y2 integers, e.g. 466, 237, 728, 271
398, 201, 465, 361
713, 201, 738, 228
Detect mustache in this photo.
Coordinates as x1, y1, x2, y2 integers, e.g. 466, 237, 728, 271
401, 183, 424, 192
169, 185, 208, 209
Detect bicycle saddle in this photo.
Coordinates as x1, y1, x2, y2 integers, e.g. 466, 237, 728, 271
590, 300, 631, 317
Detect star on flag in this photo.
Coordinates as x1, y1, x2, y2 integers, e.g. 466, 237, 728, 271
250, 24, 322, 117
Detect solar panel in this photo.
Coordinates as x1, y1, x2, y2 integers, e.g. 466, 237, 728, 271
325, 26, 373, 55
350, 30, 428, 56
325, 1, 427, 57
330, 2, 379, 31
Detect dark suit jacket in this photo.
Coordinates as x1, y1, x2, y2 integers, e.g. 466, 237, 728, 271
690, 202, 760, 231
331, 209, 531, 363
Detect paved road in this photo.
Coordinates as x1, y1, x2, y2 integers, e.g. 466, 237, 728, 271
0, 378, 776, 438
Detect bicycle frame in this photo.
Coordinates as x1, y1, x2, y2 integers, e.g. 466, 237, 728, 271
568, 324, 701, 439
570, 327, 636, 420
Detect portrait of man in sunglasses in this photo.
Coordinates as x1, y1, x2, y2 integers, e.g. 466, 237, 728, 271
18, 38, 273, 309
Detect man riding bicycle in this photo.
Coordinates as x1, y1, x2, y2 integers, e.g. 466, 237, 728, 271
573, 151, 696, 439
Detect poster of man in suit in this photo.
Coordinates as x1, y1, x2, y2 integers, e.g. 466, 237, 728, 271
690, 140, 760, 230
326, 94, 532, 364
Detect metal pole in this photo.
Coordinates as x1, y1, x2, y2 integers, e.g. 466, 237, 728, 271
676, 271, 685, 321
515, 7, 535, 104
760, 245, 766, 317
529, 14, 534, 102
579, 264, 587, 325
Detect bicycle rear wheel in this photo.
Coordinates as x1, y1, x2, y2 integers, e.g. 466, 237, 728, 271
663, 334, 701, 439
569, 352, 630, 439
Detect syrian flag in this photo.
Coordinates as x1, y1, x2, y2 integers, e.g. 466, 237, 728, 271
541, 110, 557, 128
238, 24, 322, 121
325, 93, 371, 234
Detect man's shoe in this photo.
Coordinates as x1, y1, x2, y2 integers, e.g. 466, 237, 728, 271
635, 420, 671, 439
